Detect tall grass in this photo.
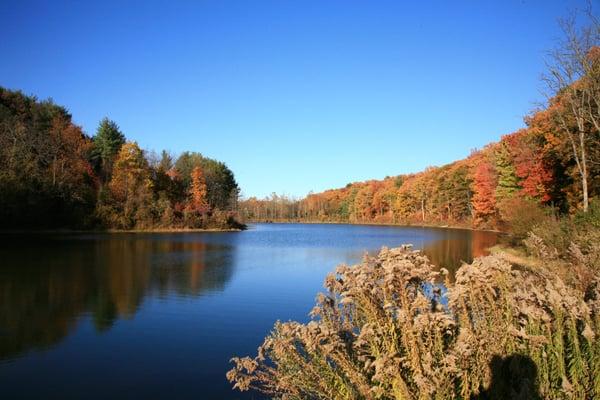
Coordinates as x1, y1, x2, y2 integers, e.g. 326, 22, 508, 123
228, 244, 600, 399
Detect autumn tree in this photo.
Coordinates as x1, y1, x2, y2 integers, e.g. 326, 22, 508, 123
372, 179, 396, 222
542, 13, 600, 212
506, 129, 553, 202
46, 115, 97, 205
105, 142, 154, 228
393, 188, 417, 222
471, 155, 498, 227
353, 185, 374, 222
189, 166, 209, 212
414, 172, 432, 222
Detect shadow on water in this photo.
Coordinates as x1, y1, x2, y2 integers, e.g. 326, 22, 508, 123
471, 354, 541, 400
0, 233, 236, 361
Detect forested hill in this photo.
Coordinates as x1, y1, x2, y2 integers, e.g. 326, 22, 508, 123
0, 87, 242, 230
241, 50, 600, 230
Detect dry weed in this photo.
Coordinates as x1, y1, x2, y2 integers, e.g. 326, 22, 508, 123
228, 245, 600, 399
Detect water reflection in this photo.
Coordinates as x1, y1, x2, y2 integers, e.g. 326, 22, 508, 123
421, 228, 499, 277
0, 234, 235, 360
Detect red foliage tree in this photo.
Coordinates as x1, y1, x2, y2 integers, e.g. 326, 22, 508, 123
471, 155, 498, 226
505, 129, 553, 202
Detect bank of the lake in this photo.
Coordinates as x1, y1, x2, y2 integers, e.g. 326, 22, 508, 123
0, 227, 246, 235
244, 218, 503, 233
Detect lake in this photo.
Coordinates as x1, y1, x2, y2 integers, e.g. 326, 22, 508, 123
0, 223, 498, 399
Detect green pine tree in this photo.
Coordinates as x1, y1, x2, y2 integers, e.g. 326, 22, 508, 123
92, 117, 126, 181
494, 142, 519, 202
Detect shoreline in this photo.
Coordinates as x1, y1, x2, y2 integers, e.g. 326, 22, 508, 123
0, 227, 244, 235
0, 222, 504, 235
244, 219, 504, 234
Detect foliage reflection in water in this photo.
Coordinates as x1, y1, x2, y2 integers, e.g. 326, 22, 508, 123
0, 224, 497, 399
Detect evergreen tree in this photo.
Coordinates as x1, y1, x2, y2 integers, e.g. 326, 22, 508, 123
494, 141, 519, 202
92, 117, 125, 180
157, 150, 173, 173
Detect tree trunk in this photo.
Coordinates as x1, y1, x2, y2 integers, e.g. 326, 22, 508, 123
581, 130, 589, 212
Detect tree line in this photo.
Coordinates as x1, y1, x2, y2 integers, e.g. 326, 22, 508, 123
241, 17, 600, 231
0, 88, 242, 230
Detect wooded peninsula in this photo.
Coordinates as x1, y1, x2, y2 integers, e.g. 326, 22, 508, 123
0, 88, 243, 231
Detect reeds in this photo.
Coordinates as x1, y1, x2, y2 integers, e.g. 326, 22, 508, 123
228, 243, 599, 399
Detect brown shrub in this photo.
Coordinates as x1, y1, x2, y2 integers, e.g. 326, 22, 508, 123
228, 246, 600, 399
497, 196, 549, 243
525, 214, 600, 292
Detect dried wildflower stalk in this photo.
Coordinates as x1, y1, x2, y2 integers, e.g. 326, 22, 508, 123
228, 245, 600, 399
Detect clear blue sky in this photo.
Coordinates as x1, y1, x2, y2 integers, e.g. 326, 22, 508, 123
0, 0, 587, 198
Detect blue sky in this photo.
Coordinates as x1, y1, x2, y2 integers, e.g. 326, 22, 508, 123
0, 0, 588, 198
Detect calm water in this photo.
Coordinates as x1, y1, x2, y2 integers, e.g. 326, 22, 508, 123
0, 223, 497, 399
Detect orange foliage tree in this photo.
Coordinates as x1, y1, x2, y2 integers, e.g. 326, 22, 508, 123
189, 166, 209, 213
